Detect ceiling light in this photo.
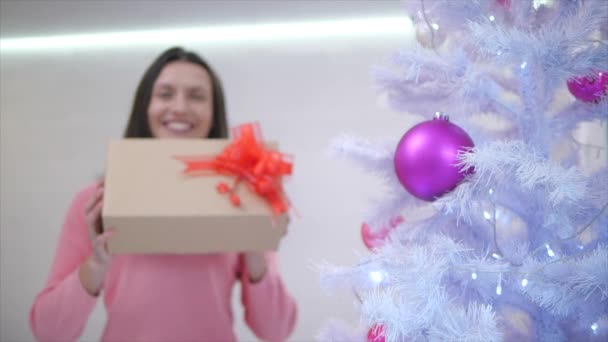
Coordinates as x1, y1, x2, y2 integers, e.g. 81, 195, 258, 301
0, 16, 413, 53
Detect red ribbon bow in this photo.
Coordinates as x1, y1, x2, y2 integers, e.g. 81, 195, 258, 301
175, 122, 293, 215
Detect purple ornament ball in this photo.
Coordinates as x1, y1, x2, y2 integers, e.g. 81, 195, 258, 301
567, 71, 608, 103
394, 113, 475, 201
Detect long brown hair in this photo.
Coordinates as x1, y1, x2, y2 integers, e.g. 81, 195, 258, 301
124, 47, 228, 138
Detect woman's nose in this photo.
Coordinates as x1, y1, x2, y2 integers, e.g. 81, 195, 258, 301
171, 93, 188, 115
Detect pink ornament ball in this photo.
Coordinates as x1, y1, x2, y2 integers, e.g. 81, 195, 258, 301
497, 0, 512, 9
567, 71, 608, 103
361, 215, 404, 251
367, 324, 386, 342
394, 113, 475, 201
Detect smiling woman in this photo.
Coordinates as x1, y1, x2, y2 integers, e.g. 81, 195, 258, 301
148, 62, 213, 138
124, 47, 228, 139
28, 46, 297, 342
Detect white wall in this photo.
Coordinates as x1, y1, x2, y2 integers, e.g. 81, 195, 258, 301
0, 13, 419, 342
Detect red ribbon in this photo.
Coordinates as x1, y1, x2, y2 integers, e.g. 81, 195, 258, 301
174, 122, 293, 215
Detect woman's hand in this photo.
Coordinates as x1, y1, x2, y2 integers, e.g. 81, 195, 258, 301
243, 252, 267, 283
243, 214, 290, 283
79, 181, 114, 296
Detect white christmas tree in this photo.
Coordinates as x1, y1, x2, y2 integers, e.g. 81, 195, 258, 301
318, 0, 608, 341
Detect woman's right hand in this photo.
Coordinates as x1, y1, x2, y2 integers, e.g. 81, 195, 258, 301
86, 181, 113, 266
79, 181, 114, 296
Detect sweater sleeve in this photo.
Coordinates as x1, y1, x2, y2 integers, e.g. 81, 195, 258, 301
239, 252, 297, 342
29, 186, 98, 342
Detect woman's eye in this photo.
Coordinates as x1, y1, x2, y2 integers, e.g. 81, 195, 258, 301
191, 93, 206, 101
158, 92, 173, 99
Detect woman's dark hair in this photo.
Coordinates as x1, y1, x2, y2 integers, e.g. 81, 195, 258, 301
124, 47, 228, 138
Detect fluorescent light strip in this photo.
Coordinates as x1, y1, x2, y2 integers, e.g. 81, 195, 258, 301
0, 17, 413, 52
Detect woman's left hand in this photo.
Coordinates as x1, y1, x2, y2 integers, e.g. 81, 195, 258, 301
243, 214, 290, 282
243, 252, 267, 283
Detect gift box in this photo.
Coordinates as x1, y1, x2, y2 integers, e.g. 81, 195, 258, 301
101, 135, 291, 254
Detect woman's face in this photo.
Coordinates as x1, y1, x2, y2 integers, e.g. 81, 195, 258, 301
148, 61, 214, 139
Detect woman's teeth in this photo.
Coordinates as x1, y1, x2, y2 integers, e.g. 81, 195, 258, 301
165, 121, 193, 132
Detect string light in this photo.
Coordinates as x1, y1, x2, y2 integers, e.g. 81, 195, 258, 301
484, 211, 493, 220
591, 322, 599, 334
521, 278, 529, 287
369, 270, 385, 285
488, 188, 494, 195
533, 0, 555, 10
496, 273, 503, 295
431, 23, 440, 30
545, 244, 556, 257
489, 15, 496, 21
492, 253, 502, 259
471, 272, 478, 280
520, 61, 528, 69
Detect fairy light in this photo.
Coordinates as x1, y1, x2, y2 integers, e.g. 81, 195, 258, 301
520, 61, 528, 69
496, 273, 503, 295
488, 188, 494, 195
521, 278, 529, 287
471, 272, 478, 280
489, 15, 496, 22
591, 322, 599, 334
431, 23, 439, 30
483, 211, 493, 220
533, 0, 554, 10
578, 245, 584, 250
545, 243, 556, 257
492, 253, 502, 259
369, 270, 385, 285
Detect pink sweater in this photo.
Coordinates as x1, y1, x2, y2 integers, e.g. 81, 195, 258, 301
30, 184, 297, 342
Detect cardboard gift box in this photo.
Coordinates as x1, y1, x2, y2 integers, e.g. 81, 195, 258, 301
101, 138, 289, 254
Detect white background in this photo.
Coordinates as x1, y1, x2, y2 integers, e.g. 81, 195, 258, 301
0, 1, 421, 341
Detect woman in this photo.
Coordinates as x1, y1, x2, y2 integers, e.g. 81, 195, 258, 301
29, 47, 297, 342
